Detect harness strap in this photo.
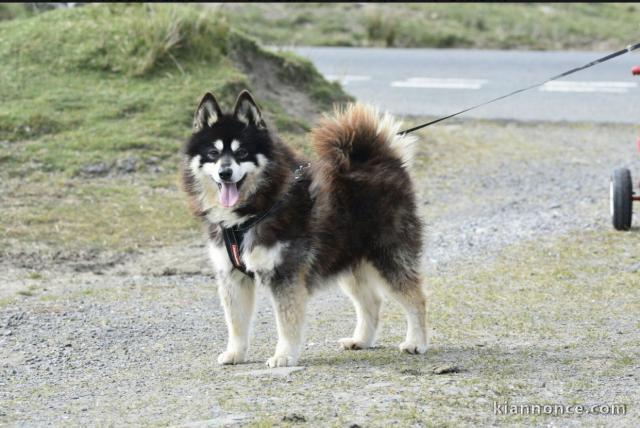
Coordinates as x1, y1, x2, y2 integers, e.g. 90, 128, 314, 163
221, 224, 254, 278
219, 163, 311, 277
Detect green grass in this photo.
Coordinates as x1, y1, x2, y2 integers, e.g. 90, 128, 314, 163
0, 4, 347, 178
220, 3, 640, 50
0, 3, 36, 21
1, 174, 198, 252
428, 229, 640, 344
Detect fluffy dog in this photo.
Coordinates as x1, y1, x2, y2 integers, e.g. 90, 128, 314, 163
181, 90, 428, 367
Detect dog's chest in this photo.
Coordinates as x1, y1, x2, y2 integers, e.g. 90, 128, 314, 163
241, 231, 287, 273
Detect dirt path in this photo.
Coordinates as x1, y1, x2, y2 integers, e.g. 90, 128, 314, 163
2, 120, 639, 426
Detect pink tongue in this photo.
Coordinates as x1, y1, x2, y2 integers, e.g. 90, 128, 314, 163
220, 182, 239, 208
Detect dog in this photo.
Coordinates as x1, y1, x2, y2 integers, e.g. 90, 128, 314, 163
181, 90, 428, 367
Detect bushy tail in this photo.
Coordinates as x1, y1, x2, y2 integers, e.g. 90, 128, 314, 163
311, 103, 417, 173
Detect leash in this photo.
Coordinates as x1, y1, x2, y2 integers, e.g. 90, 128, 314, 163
398, 41, 640, 135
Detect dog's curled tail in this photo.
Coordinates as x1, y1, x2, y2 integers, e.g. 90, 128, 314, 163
311, 103, 417, 173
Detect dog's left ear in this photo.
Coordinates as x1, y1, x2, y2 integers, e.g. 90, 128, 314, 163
233, 90, 266, 129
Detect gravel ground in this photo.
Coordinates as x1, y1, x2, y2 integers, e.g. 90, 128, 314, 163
1, 120, 639, 426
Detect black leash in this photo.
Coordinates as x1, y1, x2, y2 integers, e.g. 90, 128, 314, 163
398, 41, 640, 135
220, 163, 311, 276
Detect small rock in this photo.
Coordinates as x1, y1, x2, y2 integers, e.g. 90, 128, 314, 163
115, 157, 137, 174
82, 162, 110, 176
146, 156, 161, 166
282, 413, 306, 422
161, 268, 177, 276
432, 364, 461, 375
1, 330, 12, 336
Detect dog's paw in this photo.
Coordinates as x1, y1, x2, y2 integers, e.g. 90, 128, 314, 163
338, 337, 370, 350
217, 350, 246, 365
399, 341, 427, 355
266, 354, 297, 368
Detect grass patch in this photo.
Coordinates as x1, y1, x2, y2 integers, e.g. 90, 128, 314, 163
0, 4, 348, 177
220, 3, 640, 50
27, 272, 44, 280
1, 174, 199, 252
428, 229, 640, 346
0, 3, 36, 21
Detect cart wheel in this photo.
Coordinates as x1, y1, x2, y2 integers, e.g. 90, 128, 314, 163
610, 168, 633, 230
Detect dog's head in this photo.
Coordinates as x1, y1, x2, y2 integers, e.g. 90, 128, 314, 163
184, 90, 271, 211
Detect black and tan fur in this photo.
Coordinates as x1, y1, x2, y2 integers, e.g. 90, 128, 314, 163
181, 90, 428, 367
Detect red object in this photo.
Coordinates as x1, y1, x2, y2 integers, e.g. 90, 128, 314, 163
632, 65, 640, 75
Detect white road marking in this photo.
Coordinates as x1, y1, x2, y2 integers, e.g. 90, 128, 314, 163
391, 77, 488, 90
540, 81, 637, 93
325, 74, 371, 85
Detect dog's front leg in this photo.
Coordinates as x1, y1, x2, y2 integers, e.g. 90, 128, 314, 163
267, 282, 308, 368
217, 271, 256, 365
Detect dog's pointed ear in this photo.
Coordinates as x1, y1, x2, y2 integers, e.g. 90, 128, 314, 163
233, 90, 266, 129
193, 93, 222, 132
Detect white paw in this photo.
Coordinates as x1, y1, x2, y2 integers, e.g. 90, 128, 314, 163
399, 341, 427, 355
266, 354, 297, 368
338, 337, 371, 350
217, 350, 246, 365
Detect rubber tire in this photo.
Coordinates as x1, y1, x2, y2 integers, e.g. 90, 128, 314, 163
611, 168, 633, 231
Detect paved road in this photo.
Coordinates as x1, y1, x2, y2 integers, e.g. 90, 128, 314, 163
288, 47, 640, 124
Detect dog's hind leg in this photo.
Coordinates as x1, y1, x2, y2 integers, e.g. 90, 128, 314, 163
370, 260, 429, 355
338, 267, 382, 350
267, 281, 309, 368
388, 275, 428, 354
217, 272, 256, 365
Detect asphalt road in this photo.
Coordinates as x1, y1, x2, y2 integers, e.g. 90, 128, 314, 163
288, 47, 640, 124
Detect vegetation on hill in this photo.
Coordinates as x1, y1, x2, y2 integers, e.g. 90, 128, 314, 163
219, 3, 640, 50
0, 3, 348, 177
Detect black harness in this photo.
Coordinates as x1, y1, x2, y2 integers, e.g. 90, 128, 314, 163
220, 163, 310, 277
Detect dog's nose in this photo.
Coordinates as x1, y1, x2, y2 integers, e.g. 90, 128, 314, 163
218, 168, 233, 181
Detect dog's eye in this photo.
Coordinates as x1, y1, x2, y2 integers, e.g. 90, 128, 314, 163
235, 148, 248, 159
206, 148, 220, 159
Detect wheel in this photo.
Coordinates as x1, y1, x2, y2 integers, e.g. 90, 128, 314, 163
610, 168, 633, 230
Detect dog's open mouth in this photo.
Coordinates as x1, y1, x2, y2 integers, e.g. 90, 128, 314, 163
217, 177, 245, 208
